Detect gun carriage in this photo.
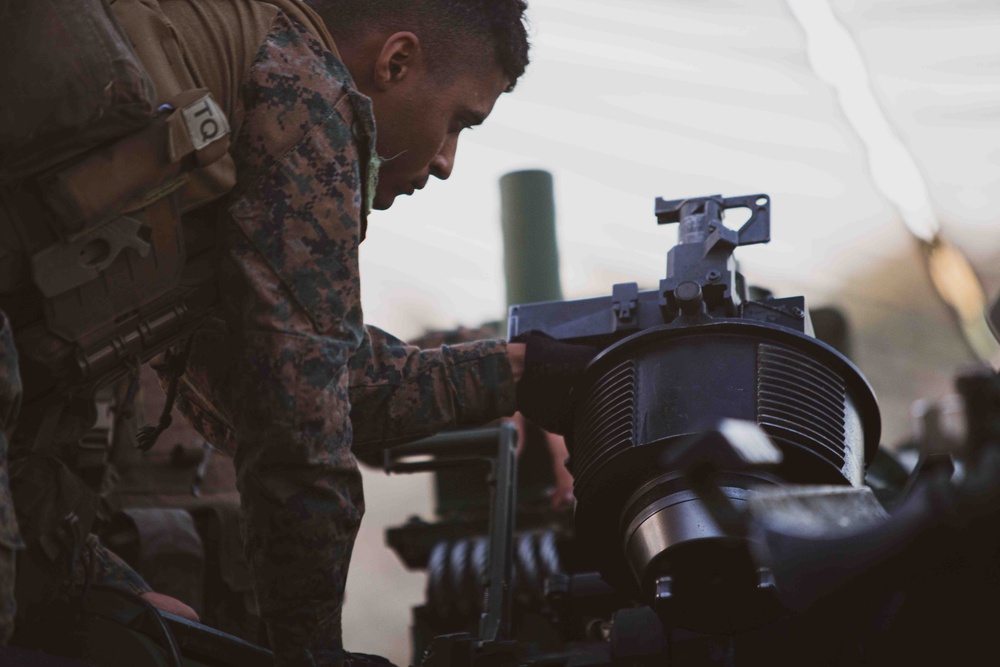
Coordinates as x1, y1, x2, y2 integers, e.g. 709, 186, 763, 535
401, 194, 1000, 667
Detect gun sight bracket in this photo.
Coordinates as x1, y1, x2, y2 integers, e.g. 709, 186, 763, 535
657, 194, 771, 319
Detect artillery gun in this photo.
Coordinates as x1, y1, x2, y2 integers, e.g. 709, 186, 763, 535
412, 194, 1000, 666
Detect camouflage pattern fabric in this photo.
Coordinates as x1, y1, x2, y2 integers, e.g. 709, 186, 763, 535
408, 324, 504, 350
75, 534, 152, 598
348, 326, 514, 452
0, 311, 24, 643
163, 12, 516, 666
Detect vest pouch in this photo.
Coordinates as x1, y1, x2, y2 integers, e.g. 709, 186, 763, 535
37, 89, 231, 239
22, 89, 232, 344
0, 0, 156, 183
0, 182, 208, 405
31, 195, 186, 345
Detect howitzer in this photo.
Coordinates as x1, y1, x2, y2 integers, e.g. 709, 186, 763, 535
417, 194, 1000, 666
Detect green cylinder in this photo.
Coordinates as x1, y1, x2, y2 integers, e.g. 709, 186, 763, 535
500, 169, 563, 306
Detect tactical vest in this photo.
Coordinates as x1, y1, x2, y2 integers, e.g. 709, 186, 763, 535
0, 0, 341, 411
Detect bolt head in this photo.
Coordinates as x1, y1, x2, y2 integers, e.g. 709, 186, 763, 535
676, 281, 702, 302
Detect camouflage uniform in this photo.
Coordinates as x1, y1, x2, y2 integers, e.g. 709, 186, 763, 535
0, 1, 515, 658
157, 10, 516, 666
0, 313, 24, 642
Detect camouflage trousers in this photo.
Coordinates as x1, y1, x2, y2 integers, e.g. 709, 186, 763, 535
0, 311, 150, 644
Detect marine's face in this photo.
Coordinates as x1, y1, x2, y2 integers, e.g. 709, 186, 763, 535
368, 47, 510, 210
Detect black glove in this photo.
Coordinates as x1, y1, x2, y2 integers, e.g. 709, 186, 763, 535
515, 331, 599, 435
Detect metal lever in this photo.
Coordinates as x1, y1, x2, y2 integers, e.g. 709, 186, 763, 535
382, 424, 519, 643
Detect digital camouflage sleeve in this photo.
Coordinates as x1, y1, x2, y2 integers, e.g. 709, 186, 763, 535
168, 12, 516, 665
348, 326, 514, 452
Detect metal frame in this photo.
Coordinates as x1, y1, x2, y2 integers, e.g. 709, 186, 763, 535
384, 424, 519, 642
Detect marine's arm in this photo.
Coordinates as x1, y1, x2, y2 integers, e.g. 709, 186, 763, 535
347, 326, 519, 452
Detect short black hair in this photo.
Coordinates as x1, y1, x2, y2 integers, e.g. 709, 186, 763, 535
305, 0, 530, 88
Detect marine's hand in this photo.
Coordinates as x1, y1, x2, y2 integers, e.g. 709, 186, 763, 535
508, 342, 526, 383
141, 591, 199, 622
514, 331, 598, 435
545, 430, 575, 511
511, 411, 576, 511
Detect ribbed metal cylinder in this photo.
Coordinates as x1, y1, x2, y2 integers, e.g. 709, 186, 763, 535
500, 170, 563, 307
567, 321, 880, 607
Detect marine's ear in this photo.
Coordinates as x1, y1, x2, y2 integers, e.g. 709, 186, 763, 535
373, 31, 424, 91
